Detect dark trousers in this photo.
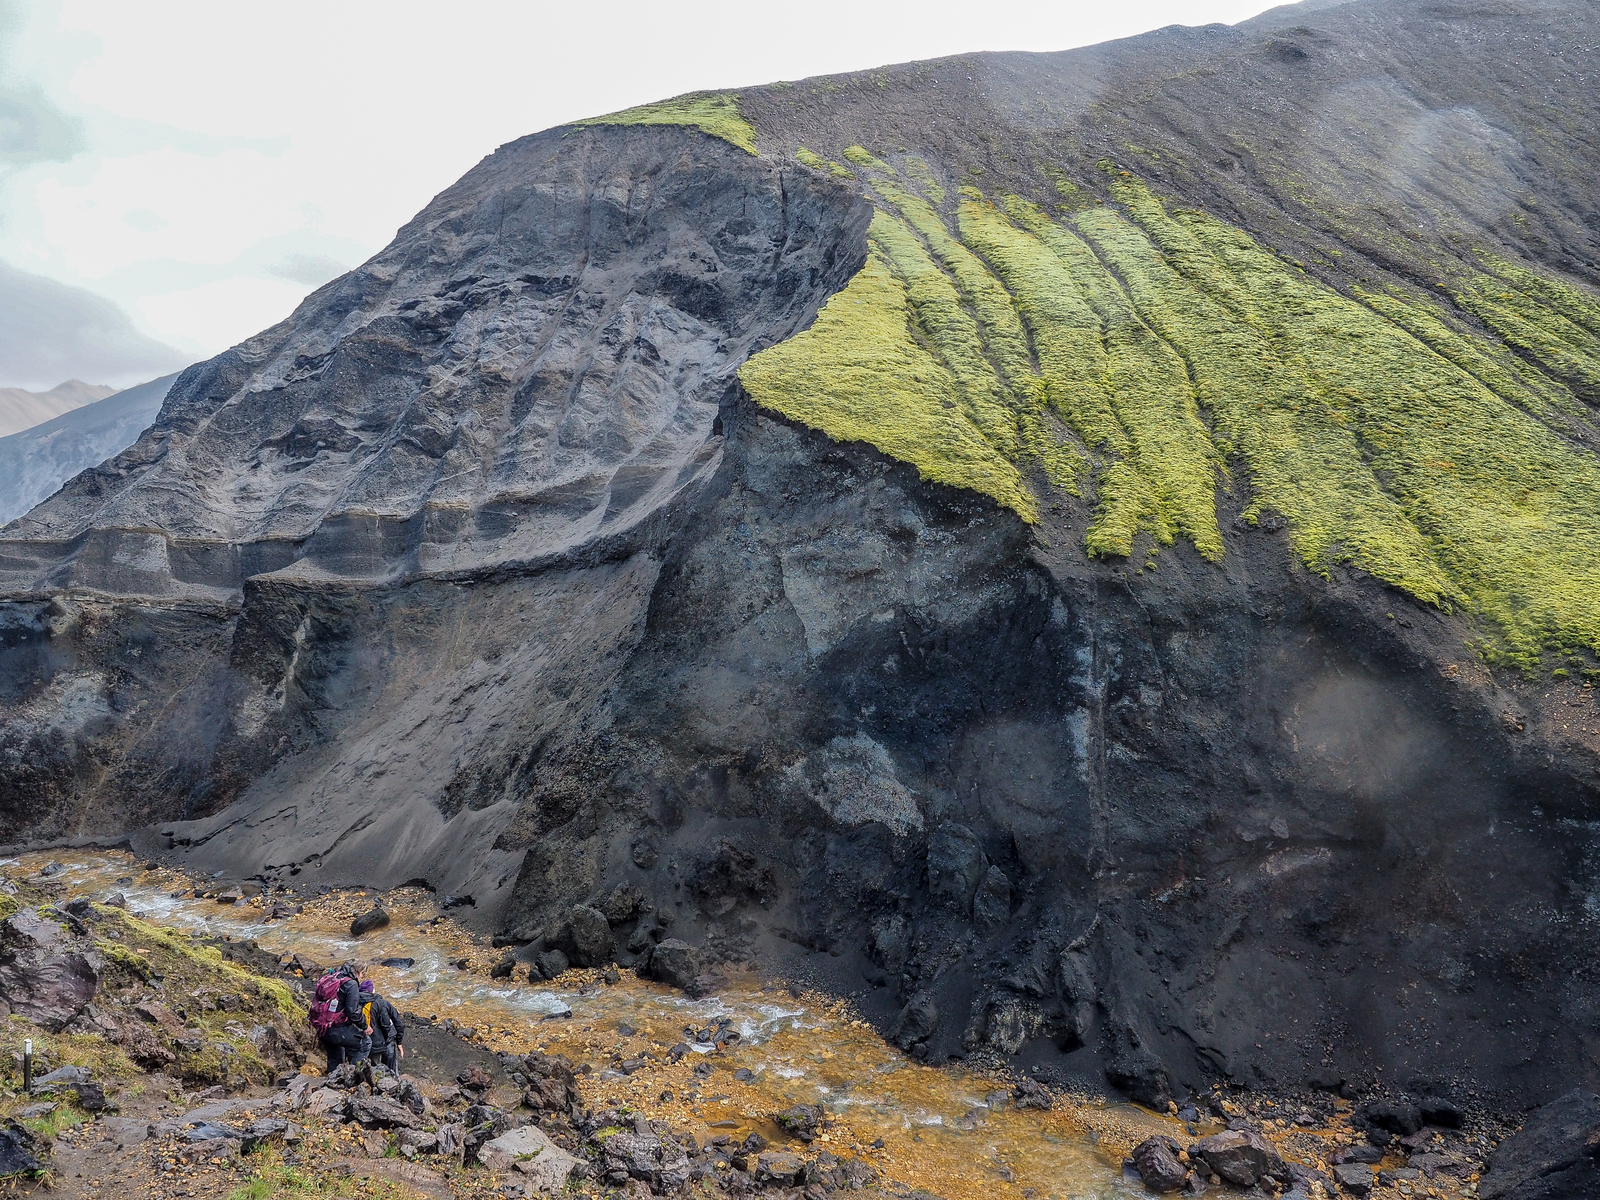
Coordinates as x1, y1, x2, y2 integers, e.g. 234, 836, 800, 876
322, 1022, 369, 1069
371, 1041, 399, 1072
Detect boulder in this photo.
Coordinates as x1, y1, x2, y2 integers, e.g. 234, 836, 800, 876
0, 1122, 41, 1177
598, 884, 644, 925
1106, 1044, 1174, 1111
477, 1124, 581, 1190
568, 905, 613, 967
972, 865, 1011, 928
350, 907, 390, 937
926, 823, 988, 912
889, 991, 938, 1049
456, 1066, 492, 1093
1359, 1099, 1423, 1136
489, 956, 516, 979
347, 1095, 420, 1128
532, 948, 569, 981
520, 1051, 577, 1113
647, 939, 701, 990
1, 909, 60, 952
1481, 1089, 1600, 1200
0, 919, 100, 1031
1131, 1135, 1190, 1193
1190, 1129, 1289, 1188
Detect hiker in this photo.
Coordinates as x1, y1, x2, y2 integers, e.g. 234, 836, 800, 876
309, 962, 371, 1069
362, 980, 406, 1072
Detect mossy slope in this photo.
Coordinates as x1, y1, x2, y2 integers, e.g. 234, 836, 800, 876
752, 151, 1600, 669
576, 93, 758, 155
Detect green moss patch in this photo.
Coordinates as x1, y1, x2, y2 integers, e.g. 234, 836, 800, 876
576, 93, 757, 155
755, 145, 1600, 667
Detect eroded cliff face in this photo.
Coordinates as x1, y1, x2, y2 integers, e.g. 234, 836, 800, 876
0, 125, 870, 896
4, 0, 1600, 1114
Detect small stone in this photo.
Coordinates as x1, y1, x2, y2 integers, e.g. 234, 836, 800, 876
1333, 1162, 1374, 1195
215, 888, 244, 904
755, 1150, 805, 1184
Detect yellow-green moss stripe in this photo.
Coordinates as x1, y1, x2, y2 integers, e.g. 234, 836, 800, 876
738, 242, 1037, 520
1115, 177, 1600, 667
577, 93, 757, 155
976, 198, 1224, 560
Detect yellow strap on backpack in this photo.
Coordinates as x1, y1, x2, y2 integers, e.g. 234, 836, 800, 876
362, 1001, 373, 1031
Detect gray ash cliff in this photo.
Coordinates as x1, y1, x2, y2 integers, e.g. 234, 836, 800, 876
4, 0, 1600, 1116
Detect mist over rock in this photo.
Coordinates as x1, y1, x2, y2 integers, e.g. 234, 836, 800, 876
2, 0, 1600, 1113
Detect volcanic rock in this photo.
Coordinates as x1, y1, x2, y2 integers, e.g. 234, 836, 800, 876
1480, 1090, 1600, 1200
1190, 1130, 1288, 1189
1131, 1135, 1190, 1193
478, 1124, 581, 1188
647, 938, 701, 991
350, 907, 390, 937
567, 905, 613, 967
3, 0, 1600, 1114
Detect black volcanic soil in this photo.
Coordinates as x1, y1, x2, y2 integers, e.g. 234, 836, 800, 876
1, 0, 1599, 1130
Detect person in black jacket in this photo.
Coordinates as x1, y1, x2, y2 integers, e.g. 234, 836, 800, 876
361, 980, 405, 1073
321, 964, 372, 1069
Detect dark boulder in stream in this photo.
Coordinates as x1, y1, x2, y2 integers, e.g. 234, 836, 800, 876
3, 0, 1600, 1115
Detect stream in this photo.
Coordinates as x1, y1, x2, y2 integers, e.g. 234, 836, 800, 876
6, 849, 1190, 1200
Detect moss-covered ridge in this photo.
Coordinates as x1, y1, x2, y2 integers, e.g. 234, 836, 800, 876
575, 92, 758, 155
741, 150, 1600, 671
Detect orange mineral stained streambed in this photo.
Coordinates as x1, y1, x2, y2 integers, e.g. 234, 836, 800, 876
8, 850, 1182, 1200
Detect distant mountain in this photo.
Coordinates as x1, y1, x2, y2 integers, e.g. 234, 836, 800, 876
0, 379, 117, 437
0, 373, 179, 526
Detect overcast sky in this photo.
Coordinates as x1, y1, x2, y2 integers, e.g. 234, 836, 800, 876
0, 0, 1280, 391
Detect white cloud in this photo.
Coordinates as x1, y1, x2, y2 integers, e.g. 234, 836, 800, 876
133, 275, 312, 359
0, 258, 185, 389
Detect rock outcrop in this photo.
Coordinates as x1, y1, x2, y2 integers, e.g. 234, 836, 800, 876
3, 0, 1600, 1113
